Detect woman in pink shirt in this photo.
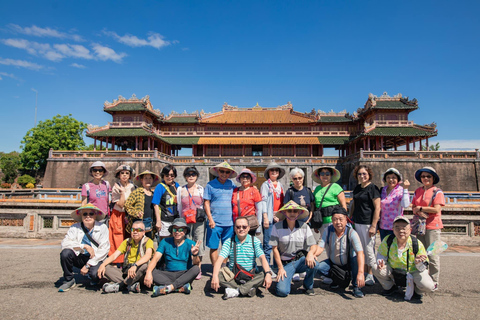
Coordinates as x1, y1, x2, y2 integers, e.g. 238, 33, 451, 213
411, 166, 445, 286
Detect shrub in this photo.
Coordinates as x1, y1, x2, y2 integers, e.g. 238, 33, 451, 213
26, 183, 35, 189
1, 183, 11, 188
17, 174, 36, 187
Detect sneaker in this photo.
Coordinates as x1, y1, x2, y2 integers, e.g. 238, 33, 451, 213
352, 287, 364, 298
246, 287, 256, 298
177, 283, 191, 294
382, 285, 398, 296
152, 285, 168, 297
409, 292, 423, 301
305, 288, 315, 296
222, 287, 240, 300
58, 279, 76, 292
320, 276, 333, 285
102, 282, 120, 294
365, 274, 375, 286
330, 283, 339, 289
292, 273, 301, 282
432, 283, 438, 291
128, 282, 141, 293
195, 271, 202, 280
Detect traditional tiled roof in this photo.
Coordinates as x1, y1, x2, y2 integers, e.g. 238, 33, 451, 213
361, 127, 437, 137
373, 101, 418, 110
163, 116, 198, 123
103, 95, 160, 118
86, 128, 158, 138
197, 137, 321, 145
317, 136, 351, 145
160, 137, 200, 145
318, 116, 353, 123
201, 109, 316, 124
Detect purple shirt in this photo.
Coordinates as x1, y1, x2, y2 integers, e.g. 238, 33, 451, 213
380, 184, 407, 230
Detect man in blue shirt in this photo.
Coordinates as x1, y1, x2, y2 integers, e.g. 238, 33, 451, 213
144, 218, 200, 296
204, 161, 237, 265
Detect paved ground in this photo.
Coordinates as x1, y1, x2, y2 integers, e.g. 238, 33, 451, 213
1, 238, 479, 320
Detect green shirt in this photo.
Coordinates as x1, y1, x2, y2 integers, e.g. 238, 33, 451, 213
313, 183, 344, 208
377, 235, 428, 272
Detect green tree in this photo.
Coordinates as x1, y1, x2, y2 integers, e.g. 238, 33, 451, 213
0, 151, 21, 183
20, 114, 87, 171
421, 142, 440, 151
17, 174, 36, 187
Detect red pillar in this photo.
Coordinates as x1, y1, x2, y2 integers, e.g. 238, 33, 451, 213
310, 145, 313, 157
426, 137, 429, 149
406, 137, 410, 151
367, 138, 371, 151
381, 136, 384, 151
105, 137, 109, 151
293, 144, 296, 157
135, 137, 138, 151
363, 138, 366, 151
94, 139, 97, 151
203, 145, 206, 157
112, 137, 115, 150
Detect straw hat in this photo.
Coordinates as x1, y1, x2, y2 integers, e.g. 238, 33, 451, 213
71, 203, 105, 222
275, 200, 309, 221
114, 164, 136, 179
89, 161, 108, 177
134, 170, 160, 186
209, 161, 237, 179
312, 166, 341, 184
264, 162, 285, 180
236, 168, 257, 184
415, 167, 440, 184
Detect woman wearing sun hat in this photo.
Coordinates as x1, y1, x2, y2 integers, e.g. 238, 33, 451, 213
312, 166, 347, 235
379, 168, 411, 241
269, 200, 318, 297
108, 164, 137, 264
411, 166, 444, 285
259, 162, 285, 264
81, 161, 111, 218
232, 168, 262, 236
125, 170, 160, 240
58, 203, 110, 292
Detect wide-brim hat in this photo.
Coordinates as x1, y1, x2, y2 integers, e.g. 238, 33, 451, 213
312, 166, 341, 184
209, 161, 237, 179
115, 164, 136, 178
71, 203, 105, 222
383, 168, 403, 183
134, 170, 160, 186
89, 161, 108, 177
264, 162, 285, 180
236, 168, 257, 184
275, 200, 309, 221
415, 167, 440, 184
168, 218, 190, 235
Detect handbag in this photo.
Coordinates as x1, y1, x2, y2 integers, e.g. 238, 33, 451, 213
328, 226, 352, 288
196, 208, 206, 222
184, 186, 204, 224
232, 236, 257, 284
311, 184, 333, 229
237, 190, 259, 230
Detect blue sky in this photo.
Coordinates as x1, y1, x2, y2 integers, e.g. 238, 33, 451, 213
1, 0, 479, 153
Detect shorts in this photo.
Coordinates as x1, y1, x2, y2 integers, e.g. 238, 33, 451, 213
206, 225, 234, 250
158, 221, 172, 237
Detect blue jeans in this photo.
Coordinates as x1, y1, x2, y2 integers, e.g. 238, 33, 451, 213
276, 256, 316, 297
262, 225, 273, 264
379, 229, 394, 241
315, 257, 359, 287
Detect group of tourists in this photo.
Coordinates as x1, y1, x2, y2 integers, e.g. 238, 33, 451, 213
58, 160, 444, 302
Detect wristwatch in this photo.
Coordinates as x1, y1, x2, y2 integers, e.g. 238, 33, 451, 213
85, 264, 90, 270
265, 270, 273, 276
419, 207, 423, 212
132, 263, 138, 268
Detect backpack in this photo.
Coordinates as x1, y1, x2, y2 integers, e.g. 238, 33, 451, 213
326, 225, 353, 288
122, 236, 148, 273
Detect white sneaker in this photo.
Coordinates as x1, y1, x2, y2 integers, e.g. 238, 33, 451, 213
320, 276, 333, 285
365, 274, 375, 286
293, 273, 301, 282
223, 287, 240, 300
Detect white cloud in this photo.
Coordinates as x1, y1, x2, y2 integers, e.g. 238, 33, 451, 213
0, 71, 19, 80
8, 24, 84, 41
92, 43, 127, 63
0, 57, 43, 70
103, 30, 173, 49
53, 44, 93, 59
70, 63, 86, 69
433, 139, 480, 150
2, 38, 62, 61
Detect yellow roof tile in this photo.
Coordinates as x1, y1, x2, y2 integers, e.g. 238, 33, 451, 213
198, 137, 320, 145
201, 109, 315, 124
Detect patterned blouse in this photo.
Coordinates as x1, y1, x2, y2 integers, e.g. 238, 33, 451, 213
380, 184, 410, 230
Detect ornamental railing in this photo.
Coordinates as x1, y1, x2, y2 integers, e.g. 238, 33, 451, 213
359, 150, 479, 159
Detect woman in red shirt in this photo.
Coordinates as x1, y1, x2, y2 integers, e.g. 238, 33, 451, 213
232, 168, 262, 236
411, 166, 445, 286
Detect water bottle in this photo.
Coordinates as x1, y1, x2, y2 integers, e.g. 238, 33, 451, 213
415, 260, 428, 272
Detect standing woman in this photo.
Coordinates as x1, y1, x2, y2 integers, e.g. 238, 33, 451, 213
108, 165, 136, 264
81, 161, 111, 218
412, 167, 444, 286
259, 162, 285, 264
177, 166, 205, 280
284, 167, 314, 224
350, 165, 381, 287
232, 168, 262, 236
379, 168, 411, 241
125, 170, 160, 240
312, 166, 347, 235
153, 165, 180, 241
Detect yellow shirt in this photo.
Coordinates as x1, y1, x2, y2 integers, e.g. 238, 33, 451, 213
117, 237, 154, 264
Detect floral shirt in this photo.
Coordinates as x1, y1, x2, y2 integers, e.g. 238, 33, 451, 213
380, 185, 410, 230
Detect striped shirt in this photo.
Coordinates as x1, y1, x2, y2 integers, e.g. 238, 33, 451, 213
220, 234, 264, 271
318, 225, 363, 266
269, 220, 316, 261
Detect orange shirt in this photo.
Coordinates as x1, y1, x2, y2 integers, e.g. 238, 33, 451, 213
232, 187, 262, 221
412, 187, 445, 230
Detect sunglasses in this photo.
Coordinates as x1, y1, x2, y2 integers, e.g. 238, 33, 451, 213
319, 172, 331, 176
92, 168, 105, 173
185, 173, 197, 177
235, 225, 248, 230
131, 228, 145, 233
218, 170, 231, 174
270, 168, 280, 172
292, 177, 303, 181
173, 228, 186, 233
119, 171, 130, 175
82, 211, 96, 217
240, 174, 251, 179
420, 175, 432, 179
